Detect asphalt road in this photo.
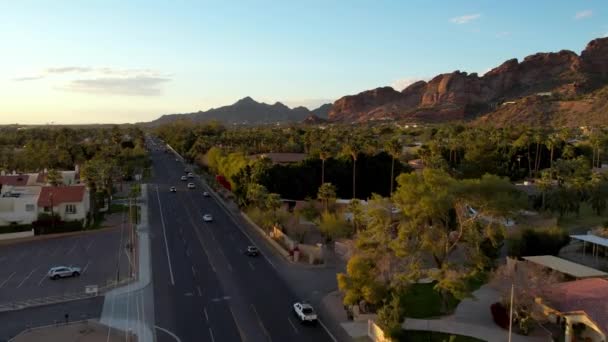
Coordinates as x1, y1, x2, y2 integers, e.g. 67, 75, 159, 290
0, 228, 130, 305
149, 145, 334, 342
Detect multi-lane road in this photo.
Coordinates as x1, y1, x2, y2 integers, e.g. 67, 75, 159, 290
148, 143, 335, 342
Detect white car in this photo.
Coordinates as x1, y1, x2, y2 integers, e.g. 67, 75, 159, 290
203, 191, 210, 197
187, 172, 194, 178
48, 266, 81, 280
203, 214, 213, 222
187, 183, 196, 189
293, 302, 317, 323
170, 186, 177, 192
180, 176, 187, 181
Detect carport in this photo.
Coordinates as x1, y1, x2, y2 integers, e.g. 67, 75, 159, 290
522, 255, 608, 279
571, 234, 608, 262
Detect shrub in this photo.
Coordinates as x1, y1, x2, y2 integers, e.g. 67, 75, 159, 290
490, 302, 509, 329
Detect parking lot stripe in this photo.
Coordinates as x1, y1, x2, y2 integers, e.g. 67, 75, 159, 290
66, 240, 78, 255
85, 240, 94, 251
0, 271, 16, 288
82, 260, 91, 274
37, 272, 47, 286
17, 268, 38, 288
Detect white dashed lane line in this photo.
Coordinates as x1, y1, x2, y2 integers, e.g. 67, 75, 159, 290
16, 268, 38, 288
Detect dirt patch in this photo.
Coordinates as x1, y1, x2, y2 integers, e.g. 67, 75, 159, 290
11, 320, 131, 342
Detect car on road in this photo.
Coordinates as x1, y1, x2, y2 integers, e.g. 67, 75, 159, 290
175, 158, 179, 162
187, 172, 194, 178
203, 214, 213, 222
187, 183, 196, 189
245, 246, 259, 256
203, 191, 210, 197
293, 302, 317, 323
170, 186, 177, 192
48, 266, 81, 280
180, 176, 187, 181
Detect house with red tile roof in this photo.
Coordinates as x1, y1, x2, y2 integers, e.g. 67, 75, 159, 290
37, 185, 90, 224
0, 175, 30, 192
537, 278, 608, 341
0, 186, 41, 226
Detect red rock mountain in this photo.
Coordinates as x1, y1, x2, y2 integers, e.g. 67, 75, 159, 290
328, 37, 608, 125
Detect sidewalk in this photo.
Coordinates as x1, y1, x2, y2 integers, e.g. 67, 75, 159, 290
99, 184, 155, 342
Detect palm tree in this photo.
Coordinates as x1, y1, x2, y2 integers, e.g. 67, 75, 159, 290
342, 140, 362, 199
533, 131, 544, 175
385, 137, 402, 196
319, 146, 331, 185
317, 182, 337, 212
514, 130, 533, 178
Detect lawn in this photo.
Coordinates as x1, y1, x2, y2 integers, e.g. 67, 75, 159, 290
557, 203, 608, 234
401, 273, 488, 318
400, 331, 486, 342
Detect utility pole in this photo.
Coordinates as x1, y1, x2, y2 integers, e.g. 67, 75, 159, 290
508, 283, 514, 342
50, 192, 55, 230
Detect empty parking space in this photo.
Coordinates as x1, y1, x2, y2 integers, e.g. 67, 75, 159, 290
0, 227, 130, 304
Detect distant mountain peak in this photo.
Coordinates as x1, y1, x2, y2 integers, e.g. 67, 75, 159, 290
234, 96, 257, 106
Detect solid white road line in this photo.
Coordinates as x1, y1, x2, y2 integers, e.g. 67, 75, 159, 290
16, 268, 38, 288
155, 186, 175, 286
37, 272, 47, 286
248, 261, 255, 271
318, 318, 338, 342
0, 272, 16, 288
208, 328, 215, 342
197, 286, 202, 297
191, 265, 197, 277
287, 317, 299, 334
85, 240, 94, 251
154, 325, 182, 342
228, 305, 246, 342
66, 240, 78, 255
203, 307, 209, 322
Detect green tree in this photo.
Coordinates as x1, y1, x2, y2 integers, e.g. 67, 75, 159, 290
376, 293, 406, 338
317, 182, 337, 212
265, 193, 282, 219
46, 169, 62, 186
318, 211, 352, 241
337, 255, 387, 307
246, 183, 268, 209
319, 146, 332, 185
347, 198, 365, 232
588, 174, 608, 215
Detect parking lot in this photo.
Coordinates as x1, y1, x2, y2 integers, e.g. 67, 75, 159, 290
0, 226, 130, 305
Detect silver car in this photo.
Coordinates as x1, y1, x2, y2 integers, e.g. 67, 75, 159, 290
48, 266, 81, 280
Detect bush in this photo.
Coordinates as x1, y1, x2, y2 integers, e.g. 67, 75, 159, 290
490, 302, 509, 329
0, 223, 33, 234
33, 213, 84, 234
318, 211, 353, 241
508, 227, 570, 257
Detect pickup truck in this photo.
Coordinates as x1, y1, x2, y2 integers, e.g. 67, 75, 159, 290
293, 302, 317, 323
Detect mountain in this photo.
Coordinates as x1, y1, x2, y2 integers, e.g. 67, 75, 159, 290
311, 103, 332, 119
148, 97, 320, 126
329, 37, 608, 126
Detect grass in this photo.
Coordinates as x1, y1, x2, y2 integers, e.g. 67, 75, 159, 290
401, 272, 488, 319
400, 331, 486, 342
557, 203, 608, 234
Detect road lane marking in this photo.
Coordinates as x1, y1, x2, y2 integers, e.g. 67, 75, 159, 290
154, 326, 182, 342
287, 317, 299, 334
0, 272, 16, 288
155, 186, 175, 286
228, 305, 246, 342
17, 268, 38, 288
227, 263, 233, 272
185, 248, 191, 257
82, 260, 91, 274
318, 318, 338, 342
250, 304, 271, 342
208, 328, 215, 342
191, 265, 197, 277
85, 240, 94, 251
203, 307, 209, 322
197, 286, 202, 296
37, 272, 47, 286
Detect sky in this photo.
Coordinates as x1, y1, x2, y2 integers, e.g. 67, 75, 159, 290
0, 0, 607, 124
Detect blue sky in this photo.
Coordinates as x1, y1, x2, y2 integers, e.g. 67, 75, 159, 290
0, 0, 606, 124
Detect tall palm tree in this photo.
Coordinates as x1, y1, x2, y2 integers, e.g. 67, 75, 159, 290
342, 140, 361, 199
319, 146, 331, 185
385, 137, 402, 196
317, 182, 337, 212
514, 130, 533, 178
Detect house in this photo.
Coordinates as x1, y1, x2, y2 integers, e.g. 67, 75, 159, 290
537, 278, 608, 341
0, 186, 41, 226
0, 175, 30, 194
37, 186, 90, 224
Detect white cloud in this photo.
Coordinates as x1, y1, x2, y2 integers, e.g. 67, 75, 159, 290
46, 66, 92, 74
575, 10, 593, 20
449, 13, 481, 24
59, 76, 170, 96
391, 78, 428, 91
496, 31, 511, 38
13, 75, 45, 81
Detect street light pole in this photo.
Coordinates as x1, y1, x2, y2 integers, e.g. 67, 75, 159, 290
508, 283, 514, 342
